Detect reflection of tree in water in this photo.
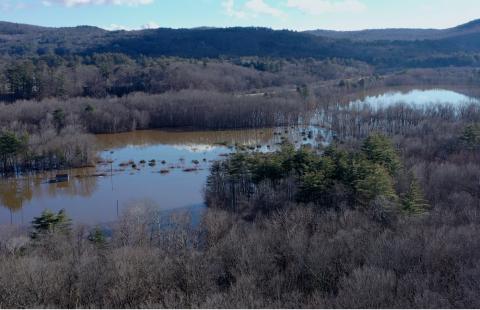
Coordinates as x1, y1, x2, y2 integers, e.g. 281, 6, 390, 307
0, 168, 99, 212
0, 178, 33, 211
68, 174, 99, 197
95, 128, 276, 150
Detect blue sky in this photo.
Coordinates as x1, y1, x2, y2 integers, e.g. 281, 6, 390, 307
0, 0, 479, 31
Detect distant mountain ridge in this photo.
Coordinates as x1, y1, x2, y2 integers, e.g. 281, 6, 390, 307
0, 21, 105, 35
306, 19, 480, 41
1, 20, 480, 68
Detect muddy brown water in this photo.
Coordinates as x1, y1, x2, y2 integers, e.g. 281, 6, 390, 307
0, 127, 326, 225
1, 88, 478, 225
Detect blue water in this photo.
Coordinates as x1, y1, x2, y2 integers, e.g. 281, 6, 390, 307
350, 89, 479, 110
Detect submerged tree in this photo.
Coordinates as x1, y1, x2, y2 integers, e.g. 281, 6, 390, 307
0, 131, 27, 173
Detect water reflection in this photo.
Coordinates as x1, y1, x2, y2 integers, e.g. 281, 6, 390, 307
0, 178, 34, 211
0, 169, 99, 219
2, 88, 477, 225
96, 128, 277, 149
0, 127, 325, 225
349, 88, 479, 110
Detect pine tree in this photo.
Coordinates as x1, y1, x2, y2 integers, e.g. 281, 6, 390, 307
53, 108, 66, 132
0, 131, 27, 173
460, 123, 480, 150
361, 134, 401, 176
402, 177, 429, 215
88, 226, 107, 246
355, 163, 398, 205
31, 209, 72, 239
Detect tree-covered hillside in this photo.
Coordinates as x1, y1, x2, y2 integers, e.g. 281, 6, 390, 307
3, 20, 480, 68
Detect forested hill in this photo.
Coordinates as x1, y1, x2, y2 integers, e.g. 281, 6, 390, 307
2, 20, 480, 68
91, 28, 353, 59
306, 19, 480, 41
0, 21, 108, 56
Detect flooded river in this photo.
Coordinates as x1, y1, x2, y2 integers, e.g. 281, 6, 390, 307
1, 88, 478, 225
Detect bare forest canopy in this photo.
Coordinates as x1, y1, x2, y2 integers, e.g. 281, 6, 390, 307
0, 55, 372, 102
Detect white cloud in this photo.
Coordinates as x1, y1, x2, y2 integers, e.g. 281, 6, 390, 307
1, 0, 28, 10
103, 21, 159, 31
42, 0, 154, 7
104, 23, 132, 31
286, 0, 366, 15
245, 0, 286, 18
222, 0, 286, 19
222, 0, 247, 18
141, 21, 160, 29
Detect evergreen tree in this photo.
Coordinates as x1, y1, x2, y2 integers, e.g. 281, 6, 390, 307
53, 108, 66, 132
298, 168, 333, 203
252, 157, 284, 183
292, 145, 317, 175
296, 84, 309, 100
88, 226, 107, 247
31, 209, 72, 239
84, 104, 95, 113
6, 61, 37, 100
0, 131, 27, 173
355, 163, 398, 205
460, 123, 480, 150
361, 134, 401, 176
402, 177, 429, 215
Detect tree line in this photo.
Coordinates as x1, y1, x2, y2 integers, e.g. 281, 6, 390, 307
0, 54, 371, 102
0, 89, 304, 174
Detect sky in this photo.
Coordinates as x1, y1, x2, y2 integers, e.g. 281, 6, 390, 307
0, 0, 479, 31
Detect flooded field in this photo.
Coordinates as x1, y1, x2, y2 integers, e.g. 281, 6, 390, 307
1, 88, 478, 225
0, 126, 327, 225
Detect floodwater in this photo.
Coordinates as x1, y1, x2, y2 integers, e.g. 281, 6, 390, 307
349, 88, 479, 110
0, 126, 327, 225
1, 88, 478, 225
